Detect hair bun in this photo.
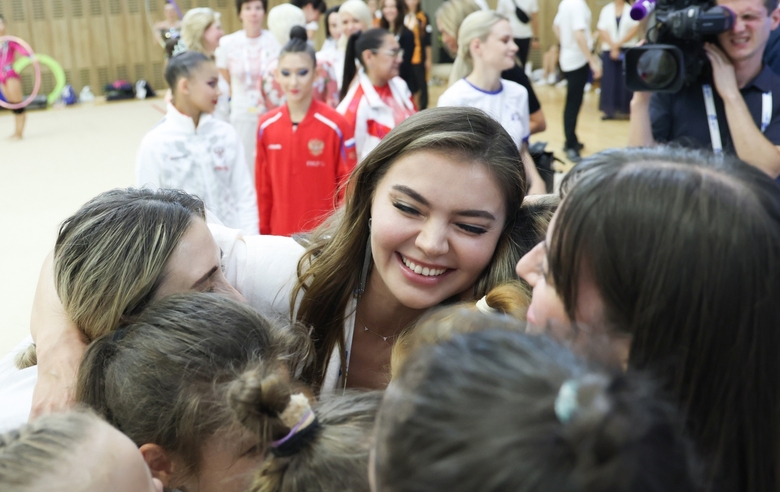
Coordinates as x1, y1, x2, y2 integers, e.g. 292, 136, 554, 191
289, 25, 308, 43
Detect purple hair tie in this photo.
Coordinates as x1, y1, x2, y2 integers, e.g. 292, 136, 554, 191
272, 409, 315, 448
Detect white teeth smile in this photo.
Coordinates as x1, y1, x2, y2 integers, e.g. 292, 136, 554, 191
401, 255, 447, 277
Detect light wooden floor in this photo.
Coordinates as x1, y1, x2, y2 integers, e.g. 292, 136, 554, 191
0, 82, 630, 356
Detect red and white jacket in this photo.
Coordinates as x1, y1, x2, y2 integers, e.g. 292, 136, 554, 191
336, 71, 415, 162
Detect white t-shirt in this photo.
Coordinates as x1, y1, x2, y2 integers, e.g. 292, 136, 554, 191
437, 78, 531, 148
555, 0, 592, 72
596, 2, 639, 51
136, 104, 259, 234
496, 0, 538, 39
215, 30, 280, 116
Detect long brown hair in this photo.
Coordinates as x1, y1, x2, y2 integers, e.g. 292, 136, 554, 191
293, 106, 528, 389
552, 147, 780, 492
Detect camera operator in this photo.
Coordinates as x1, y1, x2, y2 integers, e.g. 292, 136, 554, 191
628, 0, 780, 179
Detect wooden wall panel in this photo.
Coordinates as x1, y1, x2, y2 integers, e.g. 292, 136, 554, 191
1, 0, 343, 95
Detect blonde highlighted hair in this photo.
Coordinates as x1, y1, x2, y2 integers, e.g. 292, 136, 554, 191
16, 188, 204, 369
449, 10, 509, 85
181, 7, 221, 56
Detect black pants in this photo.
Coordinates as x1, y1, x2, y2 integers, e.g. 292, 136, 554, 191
562, 63, 590, 149
411, 63, 428, 110
514, 37, 531, 67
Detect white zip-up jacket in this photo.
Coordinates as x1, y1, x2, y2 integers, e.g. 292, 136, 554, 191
136, 104, 259, 234
337, 71, 415, 162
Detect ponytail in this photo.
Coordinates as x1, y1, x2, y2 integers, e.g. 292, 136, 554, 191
448, 10, 508, 85
377, 329, 701, 492
229, 364, 380, 492
340, 28, 391, 100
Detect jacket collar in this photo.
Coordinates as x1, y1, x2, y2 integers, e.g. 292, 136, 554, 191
166, 103, 213, 133
357, 70, 414, 111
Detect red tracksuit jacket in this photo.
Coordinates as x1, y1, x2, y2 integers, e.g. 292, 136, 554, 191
256, 99, 357, 235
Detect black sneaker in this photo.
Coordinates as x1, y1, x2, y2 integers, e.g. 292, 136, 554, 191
564, 146, 582, 163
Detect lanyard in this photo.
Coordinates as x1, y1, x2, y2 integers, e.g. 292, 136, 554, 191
702, 84, 772, 154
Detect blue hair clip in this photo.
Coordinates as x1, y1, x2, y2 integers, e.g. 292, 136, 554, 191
554, 379, 580, 424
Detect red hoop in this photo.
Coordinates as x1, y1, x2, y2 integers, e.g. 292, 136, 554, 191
0, 35, 41, 111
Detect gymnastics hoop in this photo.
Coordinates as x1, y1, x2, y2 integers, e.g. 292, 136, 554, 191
14, 54, 66, 105
0, 35, 41, 111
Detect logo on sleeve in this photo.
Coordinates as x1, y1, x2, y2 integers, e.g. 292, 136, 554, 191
308, 139, 325, 156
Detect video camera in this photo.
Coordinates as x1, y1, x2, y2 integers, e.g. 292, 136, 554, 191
624, 0, 735, 92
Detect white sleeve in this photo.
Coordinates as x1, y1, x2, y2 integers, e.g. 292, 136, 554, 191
529, 0, 538, 14
231, 138, 260, 235
208, 222, 304, 322
496, 0, 512, 19
215, 42, 228, 69
136, 136, 162, 189
436, 86, 457, 107
596, 4, 609, 31
521, 90, 531, 142
571, 3, 590, 31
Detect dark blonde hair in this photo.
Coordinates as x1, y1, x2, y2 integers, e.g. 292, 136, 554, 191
229, 363, 380, 492
17, 188, 205, 369
293, 107, 529, 389
76, 293, 311, 479
376, 329, 701, 492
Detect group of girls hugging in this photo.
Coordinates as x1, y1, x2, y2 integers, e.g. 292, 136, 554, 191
2, 1, 780, 491
1, 101, 780, 492
136, 0, 555, 239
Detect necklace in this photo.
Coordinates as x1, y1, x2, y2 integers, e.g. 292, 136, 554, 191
363, 326, 398, 344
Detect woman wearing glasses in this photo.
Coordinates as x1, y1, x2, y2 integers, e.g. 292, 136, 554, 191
337, 28, 416, 162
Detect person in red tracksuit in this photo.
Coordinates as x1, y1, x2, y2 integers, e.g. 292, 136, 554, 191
256, 26, 357, 236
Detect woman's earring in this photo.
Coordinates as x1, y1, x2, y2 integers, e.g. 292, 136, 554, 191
354, 219, 373, 298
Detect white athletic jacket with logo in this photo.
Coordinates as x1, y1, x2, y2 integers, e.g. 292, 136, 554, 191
136, 104, 259, 234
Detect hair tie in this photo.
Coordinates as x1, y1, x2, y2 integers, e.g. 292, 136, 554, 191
475, 296, 497, 314
271, 393, 320, 457
554, 379, 580, 424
